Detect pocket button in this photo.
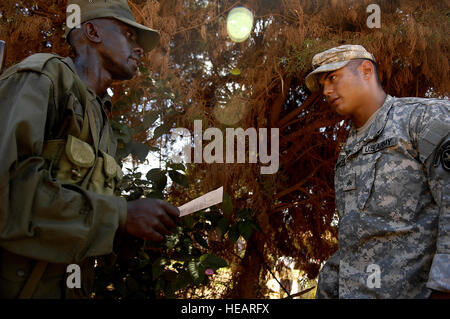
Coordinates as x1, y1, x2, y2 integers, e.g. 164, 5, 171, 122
16, 269, 25, 277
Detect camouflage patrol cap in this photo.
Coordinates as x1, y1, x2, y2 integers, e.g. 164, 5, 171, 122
66, 0, 160, 53
305, 44, 376, 92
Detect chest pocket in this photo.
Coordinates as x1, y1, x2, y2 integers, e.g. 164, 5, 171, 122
88, 150, 124, 196
357, 151, 381, 212
43, 136, 123, 194
365, 139, 422, 222
334, 154, 356, 218
58, 135, 95, 184
334, 149, 382, 217
42, 73, 124, 195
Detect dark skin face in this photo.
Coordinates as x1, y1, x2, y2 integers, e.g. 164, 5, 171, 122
95, 19, 143, 80
71, 18, 180, 243
71, 18, 144, 97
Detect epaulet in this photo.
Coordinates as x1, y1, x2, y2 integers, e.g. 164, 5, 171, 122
0, 53, 62, 80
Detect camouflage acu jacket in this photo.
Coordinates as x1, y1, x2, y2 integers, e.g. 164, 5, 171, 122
316, 95, 450, 298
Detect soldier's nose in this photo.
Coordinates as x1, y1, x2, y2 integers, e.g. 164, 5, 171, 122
323, 83, 334, 99
134, 46, 144, 60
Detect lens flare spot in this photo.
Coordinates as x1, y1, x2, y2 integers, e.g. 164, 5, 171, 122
214, 94, 248, 125
230, 68, 241, 75
226, 7, 254, 43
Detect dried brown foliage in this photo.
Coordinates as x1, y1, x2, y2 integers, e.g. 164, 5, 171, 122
1, 0, 449, 298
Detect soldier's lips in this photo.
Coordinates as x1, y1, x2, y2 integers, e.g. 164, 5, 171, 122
329, 97, 341, 107
129, 58, 138, 69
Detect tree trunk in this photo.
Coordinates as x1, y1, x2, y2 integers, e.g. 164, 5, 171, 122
230, 232, 266, 298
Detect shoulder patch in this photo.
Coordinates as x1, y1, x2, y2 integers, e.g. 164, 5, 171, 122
418, 121, 449, 163
442, 143, 450, 171
434, 140, 450, 171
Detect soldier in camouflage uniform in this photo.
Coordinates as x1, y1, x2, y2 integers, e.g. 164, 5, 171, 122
305, 45, 449, 298
0, 0, 179, 298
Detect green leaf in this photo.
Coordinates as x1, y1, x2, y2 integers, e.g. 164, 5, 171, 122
130, 111, 159, 135
172, 270, 192, 291
146, 168, 167, 190
129, 141, 150, 162
115, 140, 132, 160
147, 189, 164, 199
200, 254, 228, 269
165, 233, 180, 249
187, 260, 200, 282
152, 258, 165, 279
237, 208, 251, 219
238, 220, 254, 241
182, 215, 195, 229
110, 120, 132, 144
228, 224, 240, 244
141, 111, 158, 126
230, 68, 241, 76
153, 123, 171, 139
216, 217, 230, 236
168, 170, 188, 187
193, 233, 209, 248
167, 162, 186, 172
139, 65, 149, 75
222, 193, 233, 217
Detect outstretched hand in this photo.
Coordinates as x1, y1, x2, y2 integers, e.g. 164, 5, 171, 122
126, 198, 180, 242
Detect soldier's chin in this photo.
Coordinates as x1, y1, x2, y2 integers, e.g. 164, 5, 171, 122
334, 104, 350, 116
114, 68, 135, 81
335, 107, 347, 116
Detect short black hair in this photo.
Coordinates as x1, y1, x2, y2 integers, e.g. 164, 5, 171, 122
347, 58, 382, 86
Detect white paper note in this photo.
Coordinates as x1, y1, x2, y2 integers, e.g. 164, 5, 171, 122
178, 187, 224, 217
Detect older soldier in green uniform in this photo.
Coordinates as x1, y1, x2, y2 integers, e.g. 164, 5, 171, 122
305, 45, 449, 298
0, 0, 179, 298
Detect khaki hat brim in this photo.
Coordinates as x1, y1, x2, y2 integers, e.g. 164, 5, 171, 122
114, 16, 160, 53
305, 60, 350, 92
65, 16, 160, 53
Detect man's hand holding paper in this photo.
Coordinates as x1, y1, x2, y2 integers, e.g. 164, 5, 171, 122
125, 187, 224, 242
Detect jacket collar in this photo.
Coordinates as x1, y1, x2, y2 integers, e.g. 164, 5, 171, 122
345, 94, 395, 156
61, 57, 112, 110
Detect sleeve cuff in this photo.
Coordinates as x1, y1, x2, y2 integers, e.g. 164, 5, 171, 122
426, 253, 450, 292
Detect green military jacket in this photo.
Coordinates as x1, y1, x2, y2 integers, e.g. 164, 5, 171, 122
0, 53, 127, 298
316, 95, 450, 298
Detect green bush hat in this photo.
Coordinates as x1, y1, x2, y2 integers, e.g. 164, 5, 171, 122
65, 0, 160, 53
305, 44, 376, 92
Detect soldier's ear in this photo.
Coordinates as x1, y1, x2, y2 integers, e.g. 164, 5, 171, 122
83, 21, 102, 44
359, 60, 374, 81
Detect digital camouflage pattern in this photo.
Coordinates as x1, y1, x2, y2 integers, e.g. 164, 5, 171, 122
305, 44, 376, 92
316, 95, 450, 298
0, 54, 127, 298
